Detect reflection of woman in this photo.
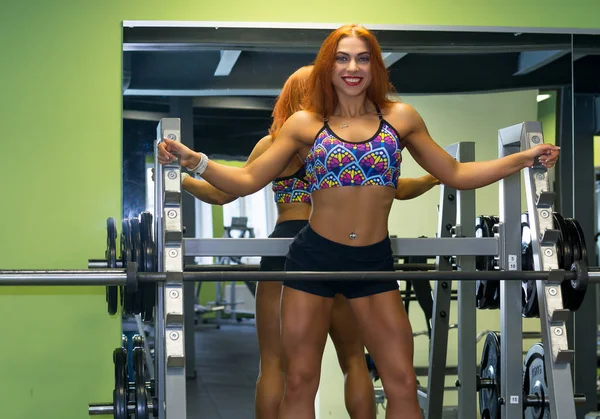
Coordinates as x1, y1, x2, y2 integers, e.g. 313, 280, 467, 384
179, 65, 438, 419
159, 24, 558, 419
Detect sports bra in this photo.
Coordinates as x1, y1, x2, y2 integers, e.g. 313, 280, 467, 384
271, 165, 312, 204
304, 106, 402, 192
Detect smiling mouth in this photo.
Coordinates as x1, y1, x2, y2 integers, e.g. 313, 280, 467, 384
342, 77, 363, 86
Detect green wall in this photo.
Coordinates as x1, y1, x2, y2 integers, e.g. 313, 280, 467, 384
1, 1, 599, 418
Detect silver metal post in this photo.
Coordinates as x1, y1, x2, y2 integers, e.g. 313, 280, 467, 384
497, 122, 525, 418
522, 122, 577, 419
455, 142, 477, 419
157, 118, 187, 419
424, 161, 456, 419
154, 135, 166, 419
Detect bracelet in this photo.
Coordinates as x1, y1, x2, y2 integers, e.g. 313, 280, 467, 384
181, 172, 190, 182
190, 152, 209, 177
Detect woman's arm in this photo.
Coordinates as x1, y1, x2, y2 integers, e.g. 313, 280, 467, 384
395, 174, 440, 200
397, 104, 560, 190
158, 111, 311, 196
181, 136, 274, 205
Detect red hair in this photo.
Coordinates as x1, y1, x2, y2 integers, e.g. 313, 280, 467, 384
269, 65, 314, 139
303, 24, 394, 118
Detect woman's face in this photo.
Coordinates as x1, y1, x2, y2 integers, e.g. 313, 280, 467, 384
331, 36, 372, 97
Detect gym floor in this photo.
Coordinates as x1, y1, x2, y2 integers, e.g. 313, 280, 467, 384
187, 322, 259, 419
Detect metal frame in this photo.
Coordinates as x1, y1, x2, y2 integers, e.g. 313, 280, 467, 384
155, 119, 187, 419
183, 237, 498, 257
497, 123, 526, 418
122, 20, 600, 35
521, 122, 578, 418
146, 120, 583, 419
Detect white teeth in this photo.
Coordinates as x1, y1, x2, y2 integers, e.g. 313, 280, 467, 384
344, 78, 361, 83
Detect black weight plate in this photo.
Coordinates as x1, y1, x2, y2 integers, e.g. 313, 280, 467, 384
124, 218, 144, 315
564, 218, 581, 264
133, 347, 149, 419
521, 213, 538, 318
485, 216, 500, 309
140, 212, 156, 322
561, 218, 587, 311
475, 217, 489, 309
479, 331, 501, 419
106, 218, 119, 316
122, 218, 142, 316
570, 218, 588, 264
523, 343, 548, 419
475, 216, 499, 310
552, 213, 572, 270
113, 347, 128, 419
475, 216, 489, 271
119, 219, 131, 311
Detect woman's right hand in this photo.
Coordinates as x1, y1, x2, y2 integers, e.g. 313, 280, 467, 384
157, 138, 201, 169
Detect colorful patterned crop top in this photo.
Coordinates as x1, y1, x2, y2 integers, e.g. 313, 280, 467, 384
271, 166, 312, 204
305, 107, 402, 192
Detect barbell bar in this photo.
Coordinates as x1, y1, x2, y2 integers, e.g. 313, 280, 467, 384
0, 261, 594, 286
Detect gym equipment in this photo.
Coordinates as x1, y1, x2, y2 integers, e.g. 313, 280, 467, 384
475, 336, 587, 419
478, 331, 501, 419
2, 120, 592, 419
89, 335, 156, 418
96, 213, 157, 321
521, 211, 589, 317
106, 218, 119, 315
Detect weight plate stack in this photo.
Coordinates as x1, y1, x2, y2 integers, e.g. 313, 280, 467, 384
113, 347, 129, 419
479, 331, 501, 419
523, 343, 549, 419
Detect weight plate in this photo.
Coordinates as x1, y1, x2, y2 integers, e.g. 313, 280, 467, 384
561, 218, 587, 311
521, 213, 535, 271
479, 331, 501, 419
475, 216, 499, 310
521, 213, 539, 318
563, 218, 581, 264
113, 347, 128, 419
552, 212, 572, 270
123, 218, 142, 316
140, 212, 156, 322
119, 219, 130, 311
523, 343, 548, 419
106, 218, 119, 316
570, 218, 588, 264
487, 216, 500, 310
133, 347, 149, 419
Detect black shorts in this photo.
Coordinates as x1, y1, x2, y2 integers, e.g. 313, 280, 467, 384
283, 224, 399, 299
259, 220, 309, 272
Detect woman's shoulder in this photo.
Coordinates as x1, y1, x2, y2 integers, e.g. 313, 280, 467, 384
383, 101, 417, 118
288, 109, 325, 125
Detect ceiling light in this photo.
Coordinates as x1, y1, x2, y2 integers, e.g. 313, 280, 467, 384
537, 94, 551, 102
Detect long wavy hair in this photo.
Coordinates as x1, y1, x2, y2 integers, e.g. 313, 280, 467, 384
303, 24, 395, 118
268, 65, 313, 139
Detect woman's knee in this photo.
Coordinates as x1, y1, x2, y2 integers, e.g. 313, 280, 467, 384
380, 366, 417, 396
285, 363, 321, 395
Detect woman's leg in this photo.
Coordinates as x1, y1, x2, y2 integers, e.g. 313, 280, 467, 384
348, 289, 422, 419
254, 280, 284, 419
280, 286, 334, 419
329, 294, 376, 419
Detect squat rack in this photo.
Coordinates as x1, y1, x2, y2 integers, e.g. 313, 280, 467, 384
0, 119, 590, 419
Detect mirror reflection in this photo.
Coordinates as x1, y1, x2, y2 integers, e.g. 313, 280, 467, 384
121, 24, 576, 419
